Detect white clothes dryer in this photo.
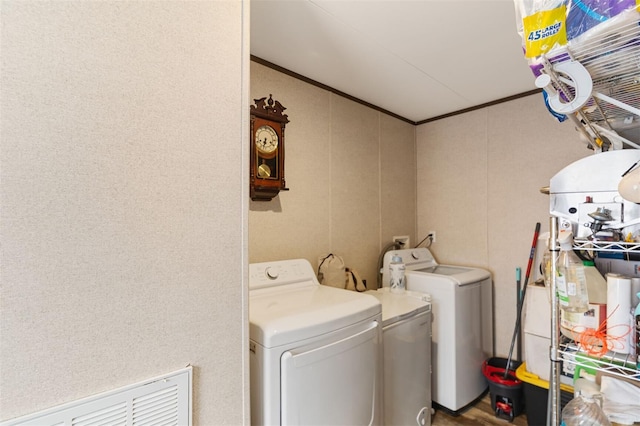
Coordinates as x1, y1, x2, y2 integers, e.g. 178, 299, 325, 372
249, 258, 383, 426
365, 288, 432, 426
382, 248, 493, 414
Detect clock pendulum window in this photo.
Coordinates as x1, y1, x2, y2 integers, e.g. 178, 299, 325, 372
249, 94, 290, 201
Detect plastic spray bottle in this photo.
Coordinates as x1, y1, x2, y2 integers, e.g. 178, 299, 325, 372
557, 230, 589, 313
389, 254, 406, 294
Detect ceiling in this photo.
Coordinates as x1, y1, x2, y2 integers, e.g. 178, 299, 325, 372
250, 0, 539, 123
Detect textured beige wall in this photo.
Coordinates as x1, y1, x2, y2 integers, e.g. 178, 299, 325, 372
416, 94, 590, 356
0, 2, 248, 424
249, 62, 416, 288
249, 61, 594, 380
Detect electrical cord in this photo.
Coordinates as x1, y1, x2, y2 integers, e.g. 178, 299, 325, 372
414, 233, 434, 249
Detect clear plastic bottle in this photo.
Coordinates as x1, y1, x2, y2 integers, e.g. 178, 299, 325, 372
389, 254, 406, 294
561, 393, 611, 426
557, 231, 589, 313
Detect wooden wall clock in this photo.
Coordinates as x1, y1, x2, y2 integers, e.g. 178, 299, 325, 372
250, 94, 289, 201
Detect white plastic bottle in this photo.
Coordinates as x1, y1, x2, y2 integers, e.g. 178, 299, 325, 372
389, 254, 406, 294
557, 231, 589, 313
606, 273, 632, 354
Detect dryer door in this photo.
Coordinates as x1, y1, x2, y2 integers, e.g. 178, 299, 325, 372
281, 320, 380, 426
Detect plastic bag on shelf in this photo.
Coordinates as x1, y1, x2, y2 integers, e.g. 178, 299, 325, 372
513, 0, 640, 149
601, 375, 640, 425
514, 0, 637, 60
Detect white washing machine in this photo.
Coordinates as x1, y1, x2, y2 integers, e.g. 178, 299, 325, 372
249, 258, 383, 425
365, 288, 432, 426
382, 248, 493, 414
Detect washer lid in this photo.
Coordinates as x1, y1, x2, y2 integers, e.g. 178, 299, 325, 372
250, 284, 381, 348
406, 266, 491, 285
414, 265, 471, 275
364, 289, 430, 327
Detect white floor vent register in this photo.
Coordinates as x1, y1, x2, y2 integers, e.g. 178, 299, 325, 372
1, 367, 192, 426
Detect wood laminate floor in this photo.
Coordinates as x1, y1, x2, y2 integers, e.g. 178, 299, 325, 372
431, 393, 528, 426
429, 389, 632, 426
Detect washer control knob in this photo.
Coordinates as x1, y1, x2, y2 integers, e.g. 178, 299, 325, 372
265, 267, 279, 280
411, 250, 421, 260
